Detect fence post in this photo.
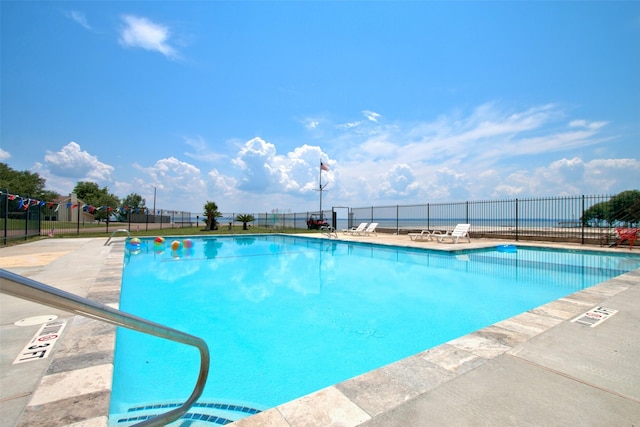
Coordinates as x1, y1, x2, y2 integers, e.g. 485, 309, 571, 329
76, 204, 81, 235
427, 203, 430, 230
24, 202, 29, 241
515, 198, 519, 241
466, 201, 469, 224
581, 195, 585, 245
3, 190, 7, 245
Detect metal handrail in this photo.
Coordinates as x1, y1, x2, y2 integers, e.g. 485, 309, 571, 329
0, 268, 210, 427
105, 229, 131, 246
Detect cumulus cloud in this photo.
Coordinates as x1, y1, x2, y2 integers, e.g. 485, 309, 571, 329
118, 15, 178, 59
472, 157, 640, 200
208, 169, 238, 197
131, 157, 208, 211
135, 157, 205, 191
231, 137, 331, 195
26, 103, 633, 213
44, 142, 114, 181
26, 142, 115, 195
377, 164, 420, 198
0, 148, 10, 161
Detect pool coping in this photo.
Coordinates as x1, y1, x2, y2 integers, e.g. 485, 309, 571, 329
5, 235, 640, 426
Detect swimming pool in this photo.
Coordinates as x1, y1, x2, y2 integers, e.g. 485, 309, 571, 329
109, 236, 640, 425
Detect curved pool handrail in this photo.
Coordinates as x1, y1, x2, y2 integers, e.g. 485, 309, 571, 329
0, 268, 210, 427
105, 229, 131, 246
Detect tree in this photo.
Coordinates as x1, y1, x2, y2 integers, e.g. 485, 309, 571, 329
581, 200, 610, 226
72, 182, 120, 222
582, 190, 640, 226
203, 201, 222, 231
0, 162, 59, 201
608, 190, 640, 225
235, 214, 255, 230
118, 193, 146, 221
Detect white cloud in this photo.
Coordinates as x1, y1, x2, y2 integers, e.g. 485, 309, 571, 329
208, 169, 238, 197
305, 120, 319, 130
231, 138, 330, 195
44, 142, 114, 182
28, 103, 633, 214
118, 15, 178, 59
570, 119, 608, 130
337, 121, 362, 129
363, 110, 382, 122
67, 10, 92, 30
132, 157, 207, 211
183, 135, 226, 162
377, 164, 420, 198
0, 148, 10, 161
26, 142, 114, 196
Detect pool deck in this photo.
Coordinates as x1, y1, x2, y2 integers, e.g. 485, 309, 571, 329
1, 234, 639, 426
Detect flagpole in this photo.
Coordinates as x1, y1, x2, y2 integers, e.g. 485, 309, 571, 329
319, 161, 323, 217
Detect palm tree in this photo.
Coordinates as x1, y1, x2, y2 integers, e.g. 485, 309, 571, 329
203, 201, 222, 231
235, 213, 255, 230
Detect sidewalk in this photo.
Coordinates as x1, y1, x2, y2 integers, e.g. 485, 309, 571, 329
1, 236, 638, 426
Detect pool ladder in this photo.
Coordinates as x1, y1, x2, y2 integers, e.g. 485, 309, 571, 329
105, 229, 131, 246
0, 268, 210, 427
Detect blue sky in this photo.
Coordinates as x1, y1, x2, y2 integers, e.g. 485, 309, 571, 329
1, 1, 639, 213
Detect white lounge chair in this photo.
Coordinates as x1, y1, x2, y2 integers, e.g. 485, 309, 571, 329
363, 223, 378, 236
408, 229, 434, 241
437, 224, 471, 244
344, 223, 367, 235
320, 225, 338, 238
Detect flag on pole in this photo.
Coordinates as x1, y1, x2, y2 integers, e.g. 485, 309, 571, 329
320, 162, 329, 171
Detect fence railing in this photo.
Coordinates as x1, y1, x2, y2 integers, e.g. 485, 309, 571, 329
248, 194, 637, 246
2, 191, 638, 246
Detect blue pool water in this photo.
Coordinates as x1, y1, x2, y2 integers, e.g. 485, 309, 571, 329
109, 235, 639, 424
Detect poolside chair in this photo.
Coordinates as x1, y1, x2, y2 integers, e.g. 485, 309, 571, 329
437, 224, 471, 244
363, 223, 378, 236
408, 229, 434, 241
615, 227, 639, 250
344, 223, 367, 235
320, 225, 338, 238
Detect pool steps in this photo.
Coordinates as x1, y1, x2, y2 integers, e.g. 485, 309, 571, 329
112, 401, 262, 426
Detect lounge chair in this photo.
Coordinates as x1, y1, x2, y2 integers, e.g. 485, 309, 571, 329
615, 227, 639, 250
437, 224, 471, 244
363, 223, 378, 236
408, 229, 434, 241
320, 225, 338, 238
344, 223, 367, 235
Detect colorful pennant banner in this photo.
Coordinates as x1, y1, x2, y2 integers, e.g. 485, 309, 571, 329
0, 190, 153, 214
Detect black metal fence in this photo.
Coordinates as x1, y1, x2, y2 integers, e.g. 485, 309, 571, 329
2, 190, 637, 246
0, 189, 199, 245
347, 196, 617, 245
251, 194, 638, 246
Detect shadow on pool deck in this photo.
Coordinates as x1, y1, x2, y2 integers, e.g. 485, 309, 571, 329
1, 235, 639, 426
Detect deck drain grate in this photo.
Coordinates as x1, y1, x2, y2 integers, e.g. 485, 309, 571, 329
571, 306, 618, 328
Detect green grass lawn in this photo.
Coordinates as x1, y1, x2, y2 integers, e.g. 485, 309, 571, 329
2, 221, 321, 247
